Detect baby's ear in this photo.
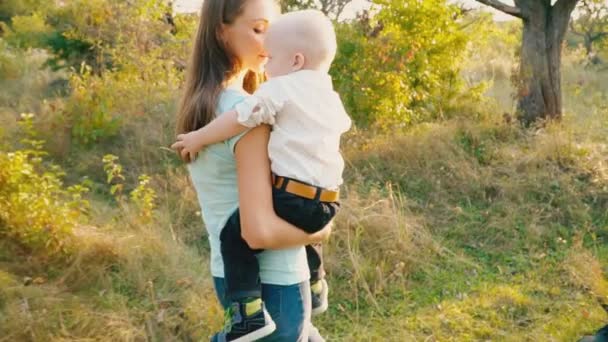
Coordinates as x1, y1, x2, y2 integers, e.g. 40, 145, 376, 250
292, 53, 305, 71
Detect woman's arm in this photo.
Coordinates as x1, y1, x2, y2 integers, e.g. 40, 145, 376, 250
234, 125, 331, 249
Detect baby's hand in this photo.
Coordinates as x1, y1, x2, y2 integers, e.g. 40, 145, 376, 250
171, 131, 204, 163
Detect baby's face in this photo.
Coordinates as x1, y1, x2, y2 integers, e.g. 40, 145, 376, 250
263, 32, 296, 79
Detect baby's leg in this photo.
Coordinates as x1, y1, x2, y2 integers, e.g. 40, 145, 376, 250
271, 186, 339, 316
219, 208, 264, 301
305, 243, 325, 283
217, 209, 276, 341
305, 243, 329, 316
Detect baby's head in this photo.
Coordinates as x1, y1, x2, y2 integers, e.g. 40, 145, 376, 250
263, 10, 337, 78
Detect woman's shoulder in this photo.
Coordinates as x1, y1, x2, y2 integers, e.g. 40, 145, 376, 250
218, 88, 250, 113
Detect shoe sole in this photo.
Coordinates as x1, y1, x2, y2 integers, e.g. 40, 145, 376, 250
311, 279, 329, 316
231, 319, 276, 342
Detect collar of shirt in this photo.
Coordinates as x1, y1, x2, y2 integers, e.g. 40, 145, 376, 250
273, 69, 333, 90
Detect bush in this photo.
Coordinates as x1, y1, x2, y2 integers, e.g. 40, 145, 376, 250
35, 0, 185, 147
331, 0, 470, 129
1, 12, 51, 48
0, 0, 49, 23
0, 114, 89, 259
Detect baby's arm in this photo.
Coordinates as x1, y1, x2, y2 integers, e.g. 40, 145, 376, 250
171, 109, 245, 162
190, 109, 246, 146
190, 95, 284, 144
171, 95, 284, 162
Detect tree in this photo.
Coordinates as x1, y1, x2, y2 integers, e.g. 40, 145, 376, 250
570, 0, 608, 64
279, 0, 353, 20
475, 0, 580, 125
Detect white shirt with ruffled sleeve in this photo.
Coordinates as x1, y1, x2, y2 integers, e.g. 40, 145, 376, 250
234, 70, 351, 190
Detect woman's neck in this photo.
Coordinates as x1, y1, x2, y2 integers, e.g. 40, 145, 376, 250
225, 70, 248, 92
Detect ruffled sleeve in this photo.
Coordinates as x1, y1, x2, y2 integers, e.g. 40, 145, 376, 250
234, 95, 285, 128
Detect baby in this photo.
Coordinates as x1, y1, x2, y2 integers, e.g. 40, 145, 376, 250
173, 10, 350, 342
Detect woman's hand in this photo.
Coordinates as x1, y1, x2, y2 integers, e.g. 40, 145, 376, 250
307, 221, 332, 244
234, 125, 332, 249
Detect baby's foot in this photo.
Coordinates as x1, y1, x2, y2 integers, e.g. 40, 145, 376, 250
211, 298, 275, 342
311, 279, 329, 316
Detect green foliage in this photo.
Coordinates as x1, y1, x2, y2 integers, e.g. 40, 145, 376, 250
1, 12, 51, 48
278, 0, 353, 19
43, 30, 93, 71
0, 38, 22, 80
47, 0, 175, 73
570, 0, 608, 59
331, 0, 470, 130
0, 114, 89, 258
59, 53, 181, 146
103, 154, 157, 222
1, 0, 178, 73
63, 64, 122, 145
0, 0, 49, 23
102, 154, 125, 198
456, 129, 489, 165
130, 175, 157, 223
38, 0, 184, 146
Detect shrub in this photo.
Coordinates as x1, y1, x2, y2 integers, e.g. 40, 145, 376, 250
331, 0, 470, 129
0, 114, 89, 259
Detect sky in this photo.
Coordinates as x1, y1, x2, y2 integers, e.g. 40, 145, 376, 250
173, 0, 516, 21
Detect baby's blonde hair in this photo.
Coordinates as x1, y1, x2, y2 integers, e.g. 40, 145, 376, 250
269, 9, 337, 72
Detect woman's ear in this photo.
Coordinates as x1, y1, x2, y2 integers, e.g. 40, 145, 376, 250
292, 52, 305, 71
217, 23, 228, 45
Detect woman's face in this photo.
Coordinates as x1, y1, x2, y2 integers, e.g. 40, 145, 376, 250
222, 0, 278, 73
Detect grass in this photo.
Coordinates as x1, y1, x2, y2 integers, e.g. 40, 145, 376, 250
314, 110, 607, 340
1, 37, 608, 342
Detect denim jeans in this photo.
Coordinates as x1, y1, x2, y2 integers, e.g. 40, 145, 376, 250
213, 277, 325, 342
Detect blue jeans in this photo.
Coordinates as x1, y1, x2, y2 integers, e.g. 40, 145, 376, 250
213, 277, 325, 342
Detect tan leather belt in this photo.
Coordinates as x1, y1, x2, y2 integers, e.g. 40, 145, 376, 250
272, 174, 339, 203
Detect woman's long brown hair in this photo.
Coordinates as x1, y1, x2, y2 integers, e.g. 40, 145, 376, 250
176, 0, 261, 135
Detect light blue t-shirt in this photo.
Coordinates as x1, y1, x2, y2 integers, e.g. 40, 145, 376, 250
187, 88, 310, 285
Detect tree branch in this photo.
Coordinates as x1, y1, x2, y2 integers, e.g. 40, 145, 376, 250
553, 0, 581, 16
546, 0, 580, 54
474, 0, 524, 19
551, 0, 581, 41
334, 1, 349, 21
590, 31, 608, 42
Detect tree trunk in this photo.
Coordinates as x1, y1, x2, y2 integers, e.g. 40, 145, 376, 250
584, 35, 594, 56
584, 35, 604, 65
513, 0, 578, 125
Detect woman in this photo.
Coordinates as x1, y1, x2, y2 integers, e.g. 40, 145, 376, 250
173, 0, 330, 341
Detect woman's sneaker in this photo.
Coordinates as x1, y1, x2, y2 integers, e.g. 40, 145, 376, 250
211, 298, 276, 342
311, 279, 328, 316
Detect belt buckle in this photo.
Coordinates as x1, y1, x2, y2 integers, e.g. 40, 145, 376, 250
273, 175, 286, 189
